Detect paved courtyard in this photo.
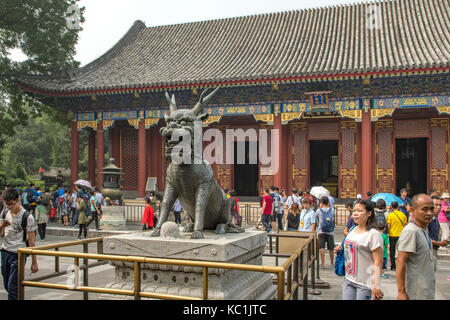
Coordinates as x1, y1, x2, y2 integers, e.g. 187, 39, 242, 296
1, 223, 449, 301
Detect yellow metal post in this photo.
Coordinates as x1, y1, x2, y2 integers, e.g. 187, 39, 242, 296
134, 261, 141, 300
202, 267, 208, 300
18, 251, 25, 300
277, 271, 284, 300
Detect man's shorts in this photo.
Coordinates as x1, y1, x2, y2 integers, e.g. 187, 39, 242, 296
270, 212, 277, 222
318, 233, 335, 250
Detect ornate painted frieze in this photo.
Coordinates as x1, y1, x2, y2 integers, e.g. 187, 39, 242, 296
373, 94, 449, 109
281, 99, 361, 123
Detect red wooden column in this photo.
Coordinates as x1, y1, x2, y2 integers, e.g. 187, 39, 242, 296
138, 119, 147, 198
273, 114, 283, 189
361, 110, 372, 198
97, 120, 105, 189
88, 130, 96, 186
70, 121, 79, 186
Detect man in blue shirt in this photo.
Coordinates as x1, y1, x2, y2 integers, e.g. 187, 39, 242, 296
399, 188, 412, 220
429, 196, 449, 268
173, 198, 183, 225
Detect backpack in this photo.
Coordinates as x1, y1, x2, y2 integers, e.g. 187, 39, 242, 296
26, 190, 34, 204
41, 195, 50, 206
273, 194, 280, 211
374, 209, 387, 229
1, 209, 30, 246
335, 225, 356, 277
79, 193, 93, 217
319, 208, 335, 233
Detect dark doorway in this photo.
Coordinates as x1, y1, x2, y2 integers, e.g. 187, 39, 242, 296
234, 141, 259, 196
309, 140, 339, 197
395, 138, 428, 196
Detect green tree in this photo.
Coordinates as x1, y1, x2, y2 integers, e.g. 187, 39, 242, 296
0, 110, 90, 184
0, 0, 85, 160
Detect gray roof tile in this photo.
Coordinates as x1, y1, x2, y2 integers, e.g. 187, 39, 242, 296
17, 0, 450, 95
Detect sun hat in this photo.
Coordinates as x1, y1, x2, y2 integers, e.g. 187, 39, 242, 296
441, 192, 450, 199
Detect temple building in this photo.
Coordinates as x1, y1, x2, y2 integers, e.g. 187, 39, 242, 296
16, 0, 450, 199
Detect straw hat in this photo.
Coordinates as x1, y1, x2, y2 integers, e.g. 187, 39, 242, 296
441, 192, 450, 199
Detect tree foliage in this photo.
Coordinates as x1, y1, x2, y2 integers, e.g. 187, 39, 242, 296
0, 109, 89, 188
0, 0, 85, 156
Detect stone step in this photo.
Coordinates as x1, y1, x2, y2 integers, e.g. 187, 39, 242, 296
437, 253, 450, 261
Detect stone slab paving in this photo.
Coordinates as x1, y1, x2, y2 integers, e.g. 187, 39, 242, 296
0, 223, 448, 300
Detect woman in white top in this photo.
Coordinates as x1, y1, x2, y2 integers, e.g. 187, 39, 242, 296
334, 199, 384, 300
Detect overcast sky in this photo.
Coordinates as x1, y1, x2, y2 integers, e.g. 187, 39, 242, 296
11, 0, 369, 66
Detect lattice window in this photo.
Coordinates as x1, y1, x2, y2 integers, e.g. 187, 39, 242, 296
308, 122, 339, 140
122, 128, 138, 190
431, 126, 447, 170
378, 127, 392, 170
394, 120, 429, 138
341, 129, 355, 169
293, 130, 307, 170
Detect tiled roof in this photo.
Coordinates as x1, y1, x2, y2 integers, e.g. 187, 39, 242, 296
17, 0, 450, 96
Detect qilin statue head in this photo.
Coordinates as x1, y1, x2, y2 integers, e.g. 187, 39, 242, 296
160, 88, 219, 162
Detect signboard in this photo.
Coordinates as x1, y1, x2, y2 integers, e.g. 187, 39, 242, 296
305, 91, 332, 110
145, 177, 157, 192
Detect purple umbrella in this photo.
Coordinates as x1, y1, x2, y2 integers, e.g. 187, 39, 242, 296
74, 179, 93, 189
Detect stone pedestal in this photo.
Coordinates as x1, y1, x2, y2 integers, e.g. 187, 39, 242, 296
101, 230, 275, 300
99, 206, 126, 230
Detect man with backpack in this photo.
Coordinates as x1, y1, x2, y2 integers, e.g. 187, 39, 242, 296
0, 188, 38, 300
316, 196, 335, 268
23, 184, 35, 213
374, 199, 388, 234
86, 190, 102, 231
268, 187, 277, 232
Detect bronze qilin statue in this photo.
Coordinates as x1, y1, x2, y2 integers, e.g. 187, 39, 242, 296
151, 88, 243, 239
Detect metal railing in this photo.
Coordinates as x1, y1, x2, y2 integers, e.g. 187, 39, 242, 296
265, 231, 323, 296
123, 203, 348, 226
18, 234, 315, 300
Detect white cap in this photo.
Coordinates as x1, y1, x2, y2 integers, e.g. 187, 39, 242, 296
357, 194, 362, 199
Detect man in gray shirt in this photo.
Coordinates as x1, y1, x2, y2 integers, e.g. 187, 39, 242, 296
396, 194, 435, 300
316, 196, 335, 268
0, 188, 39, 300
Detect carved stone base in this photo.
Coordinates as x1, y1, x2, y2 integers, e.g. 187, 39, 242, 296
99, 206, 126, 230
100, 230, 276, 300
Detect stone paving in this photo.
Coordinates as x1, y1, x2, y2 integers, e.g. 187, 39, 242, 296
0, 223, 448, 300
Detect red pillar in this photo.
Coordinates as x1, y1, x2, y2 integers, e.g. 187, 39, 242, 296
138, 119, 147, 198
361, 110, 372, 199
70, 121, 79, 186
88, 130, 96, 186
97, 121, 105, 189
273, 114, 283, 189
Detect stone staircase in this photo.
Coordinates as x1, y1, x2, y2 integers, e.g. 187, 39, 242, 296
437, 247, 450, 261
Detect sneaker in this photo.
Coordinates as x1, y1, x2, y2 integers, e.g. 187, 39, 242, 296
77, 236, 81, 240
381, 274, 389, 279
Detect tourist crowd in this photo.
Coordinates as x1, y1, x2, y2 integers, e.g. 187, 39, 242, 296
254, 186, 449, 300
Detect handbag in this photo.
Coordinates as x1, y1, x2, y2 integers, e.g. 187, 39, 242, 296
334, 225, 356, 277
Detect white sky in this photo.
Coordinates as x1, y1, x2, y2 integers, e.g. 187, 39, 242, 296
11, 0, 369, 66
